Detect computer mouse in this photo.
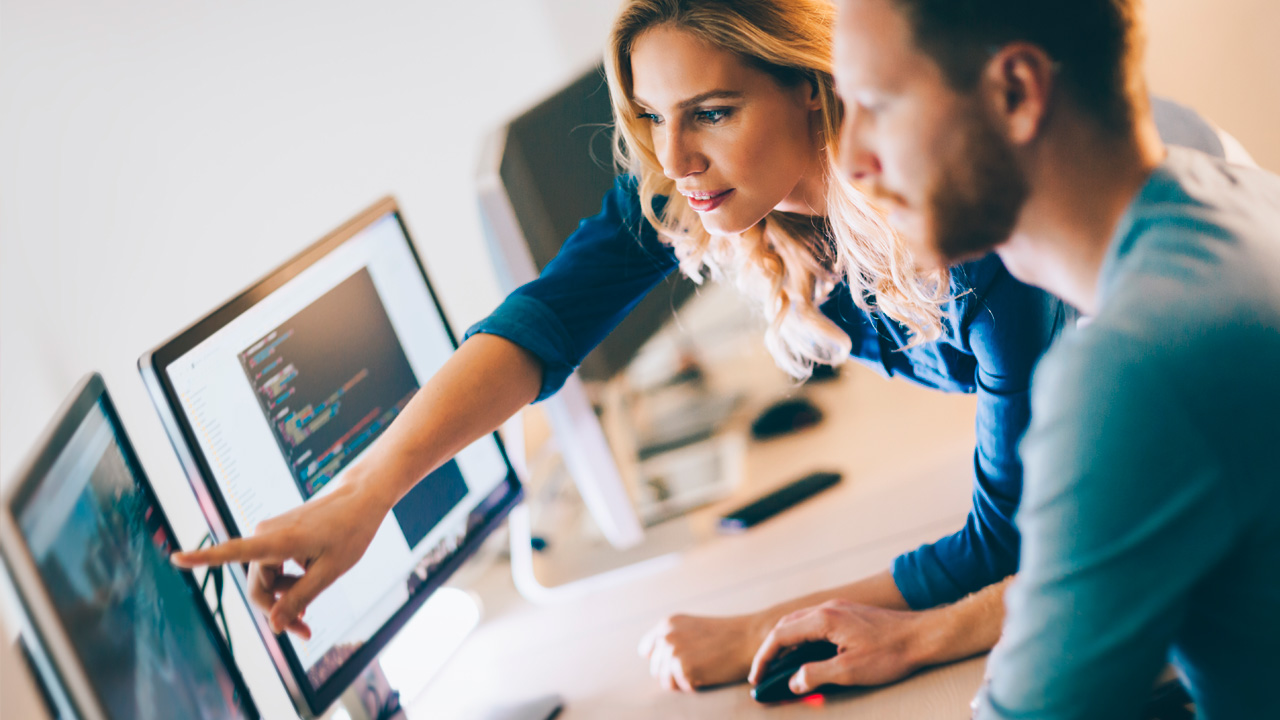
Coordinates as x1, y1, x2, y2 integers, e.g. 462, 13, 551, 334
750, 640, 839, 704
750, 397, 823, 440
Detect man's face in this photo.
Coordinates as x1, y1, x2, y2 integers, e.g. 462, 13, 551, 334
834, 0, 1029, 268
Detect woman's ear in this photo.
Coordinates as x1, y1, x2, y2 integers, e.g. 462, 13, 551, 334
807, 78, 823, 111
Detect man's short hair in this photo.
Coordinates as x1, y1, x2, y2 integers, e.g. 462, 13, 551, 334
888, 0, 1146, 131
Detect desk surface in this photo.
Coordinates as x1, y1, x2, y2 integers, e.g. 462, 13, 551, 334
405, 361, 988, 719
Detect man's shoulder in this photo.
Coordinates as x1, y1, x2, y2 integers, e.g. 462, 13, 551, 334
1130, 148, 1280, 236
1040, 274, 1279, 440
1105, 150, 1280, 325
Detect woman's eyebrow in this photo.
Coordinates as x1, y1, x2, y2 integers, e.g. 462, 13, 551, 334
632, 89, 745, 111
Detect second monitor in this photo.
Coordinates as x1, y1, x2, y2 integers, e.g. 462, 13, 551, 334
139, 197, 523, 718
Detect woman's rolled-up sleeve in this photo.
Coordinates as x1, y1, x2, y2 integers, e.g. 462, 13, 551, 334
464, 176, 679, 401
891, 261, 1068, 609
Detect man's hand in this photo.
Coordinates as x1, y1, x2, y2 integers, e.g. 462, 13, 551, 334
171, 476, 391, 639
748, 600, 936, 695
638, 613, 773, 691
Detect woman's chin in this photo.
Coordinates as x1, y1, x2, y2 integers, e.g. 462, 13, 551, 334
695, 210, 766, 237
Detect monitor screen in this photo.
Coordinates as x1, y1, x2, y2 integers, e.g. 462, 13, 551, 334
5, 378, 257, 720
139, 198, 522, 715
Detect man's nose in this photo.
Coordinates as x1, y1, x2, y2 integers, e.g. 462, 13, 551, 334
838, 110, 881, 182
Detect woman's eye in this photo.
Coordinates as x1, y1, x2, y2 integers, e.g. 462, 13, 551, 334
637, 112, 663, 125
695, 108, 731, 124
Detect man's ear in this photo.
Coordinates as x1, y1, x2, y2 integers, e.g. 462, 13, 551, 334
982, 42, 1055, 145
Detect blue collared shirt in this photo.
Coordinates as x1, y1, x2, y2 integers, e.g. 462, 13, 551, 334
467, 176, 1066, 610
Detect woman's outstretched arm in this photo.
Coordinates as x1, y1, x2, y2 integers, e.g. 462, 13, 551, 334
172, 333, 541, 636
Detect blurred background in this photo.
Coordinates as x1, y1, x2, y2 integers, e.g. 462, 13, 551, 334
2, 0, 1278, 563
4, 0, 1278, 493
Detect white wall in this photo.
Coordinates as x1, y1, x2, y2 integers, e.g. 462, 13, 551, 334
0, 0, 623, 489
6, 0, 1277, 507
0, 1, 621, 715
1146, 0, 1280, 171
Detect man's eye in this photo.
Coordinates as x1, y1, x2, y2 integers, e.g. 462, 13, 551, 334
695, 108, 731, 124
857, 97, 886, 114
637, 112, 663, 125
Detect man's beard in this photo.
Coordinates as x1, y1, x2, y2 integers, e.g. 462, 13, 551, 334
926, 107, 1030, 265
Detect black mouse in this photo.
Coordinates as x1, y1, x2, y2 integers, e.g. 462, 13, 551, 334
750, 640, 839, 703
750, 398, 823, 440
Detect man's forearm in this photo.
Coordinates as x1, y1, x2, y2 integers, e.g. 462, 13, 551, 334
912, 575, 1011, 667
757, 571, 1011, 669
743, 570, 910, 640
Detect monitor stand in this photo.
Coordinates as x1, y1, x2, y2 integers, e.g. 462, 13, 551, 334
468, 694, 565, 720
335, 660, 405, 720
502, 412, 687, 604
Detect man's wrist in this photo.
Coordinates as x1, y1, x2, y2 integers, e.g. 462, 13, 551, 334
906, 581, 1007, 669
903, 605, 960, 669
749, 607, 783, 648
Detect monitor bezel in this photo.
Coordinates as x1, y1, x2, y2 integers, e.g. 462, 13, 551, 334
0, 372, 262, 720
136, 196, 524, 717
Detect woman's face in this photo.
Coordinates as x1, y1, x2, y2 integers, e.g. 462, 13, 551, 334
630, 26, 827, 235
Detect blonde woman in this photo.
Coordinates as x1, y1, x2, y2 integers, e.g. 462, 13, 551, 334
176, 0, 1225, 696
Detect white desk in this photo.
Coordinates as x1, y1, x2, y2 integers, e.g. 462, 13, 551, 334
406, 362, 989, 719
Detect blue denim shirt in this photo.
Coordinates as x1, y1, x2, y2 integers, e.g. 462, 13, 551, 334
467, 176, 1067, 610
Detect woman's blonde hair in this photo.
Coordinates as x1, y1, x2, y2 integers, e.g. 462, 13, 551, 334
605, 0, 949, 378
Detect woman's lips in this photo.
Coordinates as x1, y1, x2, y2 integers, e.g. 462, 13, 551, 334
684, 189, 734, 213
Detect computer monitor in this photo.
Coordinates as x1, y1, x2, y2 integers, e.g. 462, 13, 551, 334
477, 64, 696, 549
480, 64, 696, 382
0, 373, 260, 720
137, 197, 523, 717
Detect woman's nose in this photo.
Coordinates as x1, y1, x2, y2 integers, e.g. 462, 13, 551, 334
659, 127, 707, 180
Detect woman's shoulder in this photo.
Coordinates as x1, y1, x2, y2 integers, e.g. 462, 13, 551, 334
561, 175, 678, 270
948, 254, 1063, 315
947, 254, 1069, 369
948, 253, 1012, 297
